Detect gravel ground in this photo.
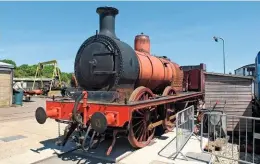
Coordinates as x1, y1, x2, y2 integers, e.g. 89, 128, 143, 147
212, 142, 260, 164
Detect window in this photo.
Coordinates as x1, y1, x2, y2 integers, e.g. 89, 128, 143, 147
234, 64, 255, 76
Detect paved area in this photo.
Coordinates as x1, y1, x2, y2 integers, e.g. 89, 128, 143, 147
0, 97, 46, 122
0, 98, 66, 163
35, 131, 211, 164
0, 98, 212, 164
119, 134, 211, 164
33, 152, 113, 164
0, 118, 67, 163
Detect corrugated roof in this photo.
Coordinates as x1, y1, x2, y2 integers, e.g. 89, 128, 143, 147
0, 62, 14, 69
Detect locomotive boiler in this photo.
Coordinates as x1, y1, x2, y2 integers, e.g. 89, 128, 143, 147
75, 6, 183, 95
35, 6, 206, 156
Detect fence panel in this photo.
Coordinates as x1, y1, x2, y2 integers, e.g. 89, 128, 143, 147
200, 112, 260, 164
176, 105, 195, 154
166, 105, 198, 160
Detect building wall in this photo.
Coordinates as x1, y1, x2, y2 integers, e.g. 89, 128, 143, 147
13, 78, 52, 90
0, 69, 13, 107
205, 72, 253, 133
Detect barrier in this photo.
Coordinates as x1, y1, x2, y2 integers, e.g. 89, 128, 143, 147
200, 112, 260, 164
159, 105, 199, 160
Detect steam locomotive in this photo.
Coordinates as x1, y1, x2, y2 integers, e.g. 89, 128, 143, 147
35, 6, 206, 155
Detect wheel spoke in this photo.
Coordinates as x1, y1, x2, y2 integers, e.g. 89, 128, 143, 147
150, 107, 156, 111
133, 116, 145, 119
136, 110, 144, 116
145, 93, 149, 100
134, 123, 143, 136
137, 127, 144, 141
146, 130, 149, 140
128, 86, 157, 148
162, 86, 177, 132
132, 120, 143, 128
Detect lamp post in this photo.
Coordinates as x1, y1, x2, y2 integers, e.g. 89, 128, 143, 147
213, 36, 226, 74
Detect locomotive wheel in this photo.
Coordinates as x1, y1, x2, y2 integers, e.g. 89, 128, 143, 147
162, 86, 177, 132
128, 86, 157, 148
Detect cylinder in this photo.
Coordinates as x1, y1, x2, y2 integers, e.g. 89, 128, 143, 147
134, 33, 151, 54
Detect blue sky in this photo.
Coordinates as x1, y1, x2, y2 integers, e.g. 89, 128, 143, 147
0, 1, 259, 73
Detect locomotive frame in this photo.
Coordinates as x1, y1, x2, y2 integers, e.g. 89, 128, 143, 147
35, 64, 205, 155
35, 6, 207, 156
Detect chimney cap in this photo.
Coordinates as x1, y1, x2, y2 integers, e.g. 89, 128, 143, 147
96, 6, 119, 15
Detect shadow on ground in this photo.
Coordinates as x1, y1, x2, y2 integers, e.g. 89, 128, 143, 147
30, 136, 136, 163
31, 125, 168, 163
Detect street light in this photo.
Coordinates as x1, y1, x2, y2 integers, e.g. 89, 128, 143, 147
213, 36, 226, 74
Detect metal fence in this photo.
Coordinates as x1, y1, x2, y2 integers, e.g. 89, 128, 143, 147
200, 112, 260, 164
175, 105, 197, 159
159, 105, 199, 160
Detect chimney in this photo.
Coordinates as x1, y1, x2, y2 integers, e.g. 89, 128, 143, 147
96, 6, 119, 39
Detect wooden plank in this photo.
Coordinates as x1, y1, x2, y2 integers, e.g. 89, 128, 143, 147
205, 72, 253, 79
205, 78, 252, 82
205, 86, 252, 90
226, 123, 253, 127
205, 97, 252, 102
206, 84, 252, 87
205, 77, 252, 81
205, 80, 252, 84
205, 95, 252, 98
205, 74, 253, 80
202, 113, 252, 119
205, 89, 252, 92
205, 82, 252, 85
205, 98, 252, 101
205, 84, 252, 88
205, 93, 252, 97
203, 107, 252, 113
205, 88, 252, 92
205, 75, 252, 80
205, 101, 252, 105
206, 92, 252, 96
204, 105, 252, 109
203, 111, 252, 116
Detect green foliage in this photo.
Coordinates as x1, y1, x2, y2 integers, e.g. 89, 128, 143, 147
1, 59, 72, 84
0, 59, 17, 68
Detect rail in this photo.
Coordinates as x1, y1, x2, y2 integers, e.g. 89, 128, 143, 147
200, 112, 260, 164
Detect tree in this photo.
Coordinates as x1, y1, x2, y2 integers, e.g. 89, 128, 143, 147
0, 59, 17, 68
1, 58, 73, 84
